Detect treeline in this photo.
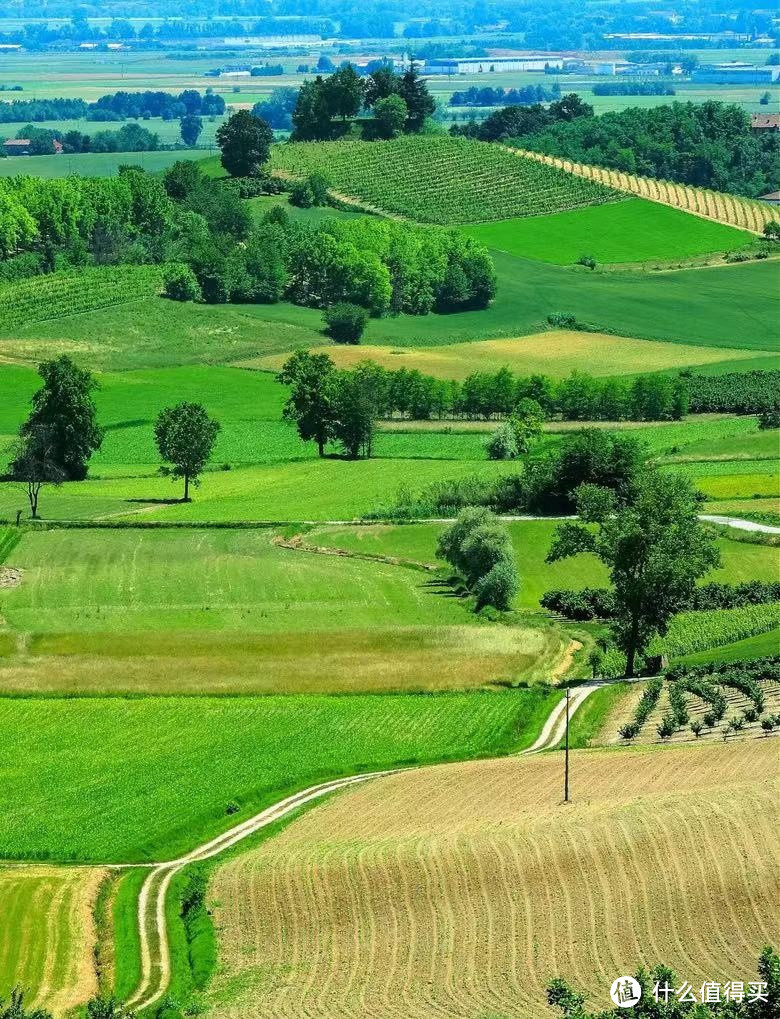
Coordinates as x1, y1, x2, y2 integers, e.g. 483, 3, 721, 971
168, 171, 495, 316
450, 93, 593, 143
542, 580, 780, 621
449, 84, 560, 108
591, 82, 676, 96
0, 88, 225, 125
4, 122, 162, 156
511, 101, 780, 198
686, 370, 780, 415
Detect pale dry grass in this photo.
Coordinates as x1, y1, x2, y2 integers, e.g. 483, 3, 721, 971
0, 624, 568, 694
253, 330, 759, 381
209, 741, 779, 1019
0, 864, 106, 1016
511, 147, 780, 235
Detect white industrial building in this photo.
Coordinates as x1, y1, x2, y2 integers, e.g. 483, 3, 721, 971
423, 55, 564, 75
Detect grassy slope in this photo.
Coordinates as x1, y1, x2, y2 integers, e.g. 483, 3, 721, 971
0, 254, 776, 372
207, 740, 779, 1019
308, 522, 780, 608
461, 197, 754, 265
111, 868, 146, 1001
0, 688, 557, 862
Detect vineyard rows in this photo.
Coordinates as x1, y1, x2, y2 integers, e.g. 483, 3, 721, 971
0, 264, 165, 332
506, 145, 780, 234
271, 136, 618, 225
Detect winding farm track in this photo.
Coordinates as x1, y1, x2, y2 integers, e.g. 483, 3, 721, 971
122, 686, 601, 1011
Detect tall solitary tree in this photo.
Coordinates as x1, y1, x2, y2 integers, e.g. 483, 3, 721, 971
154, 402, 220, 501
278, 350, 337, 457
180, 114, 203, 147
547, 472, 720, 677
12, 355, 103, 481
398, 64, 435, 132
216, 110, 273, 177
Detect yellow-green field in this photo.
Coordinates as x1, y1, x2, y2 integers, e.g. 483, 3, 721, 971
253, 329, 763, 380
0, 865, 106, 1015
207, 739, 780, 1019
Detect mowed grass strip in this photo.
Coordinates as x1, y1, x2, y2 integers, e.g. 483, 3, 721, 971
0, 864, 106, 1015
0, 688, 557, 862
207, 740, 779, 1019
255, 329, 763, 380
461, 197, 754, 265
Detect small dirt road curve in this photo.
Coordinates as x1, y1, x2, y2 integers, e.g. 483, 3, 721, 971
125, 771, 395, 1013
123, 682, 623, 1010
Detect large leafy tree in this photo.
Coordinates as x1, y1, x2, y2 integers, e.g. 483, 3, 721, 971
13, 355, 103, 481
10, 423, 64, 519
278, 350, 338, 457
154, 402, 220, 501
547, 472, 720, 676
216, 110, 273, 177
323, 63, 364, 121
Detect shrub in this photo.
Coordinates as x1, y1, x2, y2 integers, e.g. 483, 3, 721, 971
324, 302, 368, 344
163, 263, 202, 302
657, 715, 676, 740
485, 422, 519, 461
577, 254, 597, 270
690, 720, 703, 738
547, 312, 579, 329
618, 721, 639, 742
474, 556, 519, 611
290, 180, 314, 207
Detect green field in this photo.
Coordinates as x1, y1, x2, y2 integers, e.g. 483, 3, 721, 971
0, 253, 777, 373
461, 198, 755, 265
0, 688, 557, 862
0, 526, 568, 694
0, 149, 197, 177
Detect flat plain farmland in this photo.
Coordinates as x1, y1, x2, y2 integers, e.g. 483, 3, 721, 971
0, 864, 106, 1014
207, 740, 780, 1019
0, 150, 194, 178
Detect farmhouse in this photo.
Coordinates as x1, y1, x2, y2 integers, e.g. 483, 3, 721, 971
759, 191, 780, 205
3, 138, 63, 156
751, 113, 780, 132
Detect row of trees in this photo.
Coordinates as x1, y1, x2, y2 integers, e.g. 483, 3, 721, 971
291, 63, 435, 141
0, 89, 225, 125
450, 93, 593, 143
449, 84, 561, 108
4, 121, 164, 157
7, 357, 221, 517
437, 508, 519, 611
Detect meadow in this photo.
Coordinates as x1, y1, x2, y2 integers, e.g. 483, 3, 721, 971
0, 688, 558, 862
0, 149, 194, 177
461, 197, 754, 265
207, 740, 779, 1019
0, 864, 105, 1012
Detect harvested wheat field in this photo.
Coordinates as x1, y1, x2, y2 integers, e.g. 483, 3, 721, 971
255, 330, 759, 381
0, 864, 106, 1015
208, 741, 780, 1019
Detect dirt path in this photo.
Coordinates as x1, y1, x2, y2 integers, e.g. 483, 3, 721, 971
122, 685, 606, 1012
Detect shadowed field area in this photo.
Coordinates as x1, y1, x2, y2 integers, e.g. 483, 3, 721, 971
208, 740, 780, 1019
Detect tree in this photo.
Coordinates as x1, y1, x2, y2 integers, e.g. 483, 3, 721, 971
278, 350, 337, 457
398, 64, 435, 132
509, 398, 545, 452
12, 356, 103, 482
324, 302, 368, 344
547, 472, 720, 677
331, 363, 382, 458
10, 424, 64, 519
374, 94, 408, 138
473, 556, 518, 611
154, 402, 220, 501
437, 508, 519, 611
179, 114, 203, 146
485, 421, 519, 460
323, 63, 364, 121
0, 988, 53, 1019
364, 65, 401, 107
216, 110, 273, 177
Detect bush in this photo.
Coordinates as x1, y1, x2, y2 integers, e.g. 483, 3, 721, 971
289, 180, 314, 207
485, 422, 519, 460
324, 302, 368, 344
474, 557, 519, 611
547, 312, 580, 329
577, 254, 597, 270
163, 263, 202, 302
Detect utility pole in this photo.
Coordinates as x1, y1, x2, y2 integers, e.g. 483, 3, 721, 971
564, 686, 570, 803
